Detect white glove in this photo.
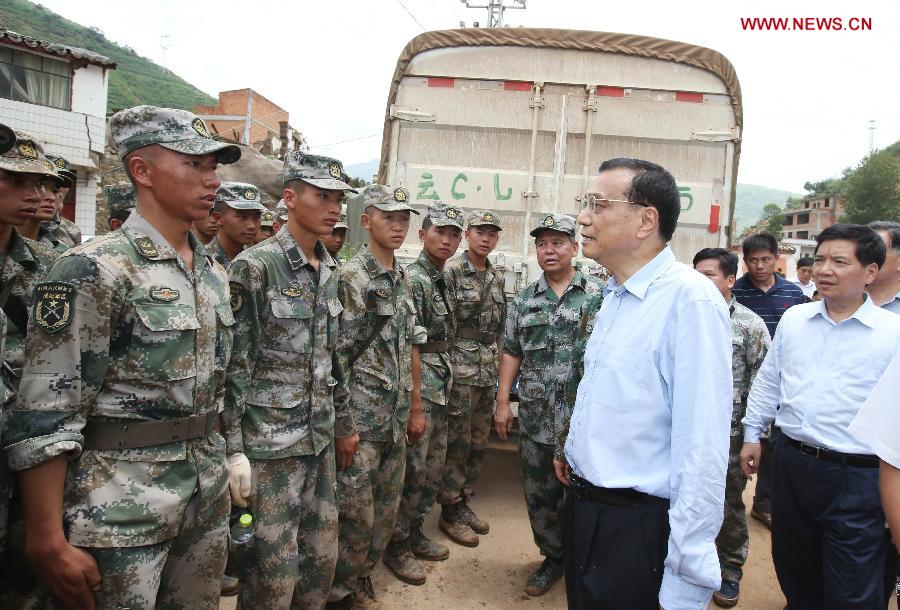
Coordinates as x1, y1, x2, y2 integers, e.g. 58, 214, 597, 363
227, 453, 252, 508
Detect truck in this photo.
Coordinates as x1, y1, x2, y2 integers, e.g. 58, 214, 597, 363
355, 27, 743, 293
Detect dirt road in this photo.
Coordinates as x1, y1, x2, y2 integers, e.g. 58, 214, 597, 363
222, 441, 897, 609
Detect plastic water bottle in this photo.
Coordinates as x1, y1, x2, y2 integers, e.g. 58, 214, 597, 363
230, 512, 255, 572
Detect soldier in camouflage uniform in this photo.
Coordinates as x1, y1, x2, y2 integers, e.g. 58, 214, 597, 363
275, 199, 288, 231
206, 182, 266, 268
105, 183, 136, 231
222, 153, 355, 609
383, 202, 464, 586
438, 210, 506, 546
42, 153, 82, 249
693, 248, 770, 608
4, 106, 241, 609
495, 214, 604, 596
255, 209, 276, 244
329, 184, 419, 610
321, 202, 349, 262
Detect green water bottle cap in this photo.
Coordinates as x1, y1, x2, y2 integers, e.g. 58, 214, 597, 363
239, 513, 253, 527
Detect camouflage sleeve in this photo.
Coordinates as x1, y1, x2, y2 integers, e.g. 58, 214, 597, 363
496, 273, 507, 354
444, 266, 458, 341
408, 272, 428, 346
745, 315, 771, 388
503, 293, 523, 357
333, 269, 367, 438
5, 255, 121, 471
221, 258, 264, 455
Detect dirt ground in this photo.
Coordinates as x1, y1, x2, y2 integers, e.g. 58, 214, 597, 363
221, 440, 898, 610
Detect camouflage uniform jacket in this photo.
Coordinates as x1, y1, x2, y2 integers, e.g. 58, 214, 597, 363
0, 229, 59, 376
223, 227, 340, 459
407, 251, 453, 406
333, 244, 414, 443
45, 213, 82, 249
35, 224, 70, 254
445, 250, 506, 387
504, 271, 604, 447
0, 310, 11, 557
207, 236, 231, 269
4, 211, 234, 548
729, 297, 770, 436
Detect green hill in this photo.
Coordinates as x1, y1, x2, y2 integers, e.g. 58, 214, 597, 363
0, 0, 215, 112
734, 184, 803, 232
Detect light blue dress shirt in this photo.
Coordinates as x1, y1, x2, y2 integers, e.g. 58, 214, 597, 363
880, 291, 900, 315
744, 295, 900, 454
565, 246, 733, 609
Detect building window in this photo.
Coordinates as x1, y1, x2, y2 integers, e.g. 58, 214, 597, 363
797, 230, 809, 239
824, 198, 829, 207
784, 215, 793, 225
804, 201, 810, 209
786, 232, 792, 238
798, 213, 810, 224
0, 47, 71, 110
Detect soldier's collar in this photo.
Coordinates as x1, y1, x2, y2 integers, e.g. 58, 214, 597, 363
462, 250, 493, 275
7, 228, 40, 267
415, 250, 443, 279
275, 226, 335, 271
361, 243, 401, 278
121, 210, 187, 262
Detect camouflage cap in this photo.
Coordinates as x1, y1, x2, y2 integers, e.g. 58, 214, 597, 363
0, 123, 15, 155
215, 181, 267, 211
0, 130, 60, 179
282, 152, 357, 192
44, 153, 76, 186
104, 183, 137, 217
427, 201, 464, 229
360, 184, 419, 215
260, 209, 277, 228
530, 213, 576, 237
334, 202, 349, 230
109, 105, 241, 164
467, 209, 502, 230
275, 199, 288, 221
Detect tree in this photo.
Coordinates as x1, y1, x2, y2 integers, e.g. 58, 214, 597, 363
841, 151, 900, 224
761, 203, 785, 237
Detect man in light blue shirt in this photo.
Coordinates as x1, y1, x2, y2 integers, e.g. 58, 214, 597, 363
867, 221, 900, 316
558, 158, 732, 610
741, 223, 900, 609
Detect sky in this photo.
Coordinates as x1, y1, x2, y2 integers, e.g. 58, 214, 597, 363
35, 0, 900, 193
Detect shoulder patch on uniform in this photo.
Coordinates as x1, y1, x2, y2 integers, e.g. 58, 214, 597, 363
150, 286, 180, 302
134, 236, 160, 258
229, 281, 244, 313
281, 286, 302, 298
33, 282, 75, 334
375, 288, 389, 299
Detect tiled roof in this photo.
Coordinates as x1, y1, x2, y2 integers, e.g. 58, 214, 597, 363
0, 28, 116, 68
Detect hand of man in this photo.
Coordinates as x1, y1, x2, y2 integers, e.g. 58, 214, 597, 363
494, 402, 514, 441
335, 433, 361, 469
553, 459, 571, 486
740, 442, 762, 480
28, 539, 101, 610
407, 398, 426, 445
227, 453, 252, 508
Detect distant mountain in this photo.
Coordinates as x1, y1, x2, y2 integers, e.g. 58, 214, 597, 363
346, 159, 379, 181
1, 0, 216, 112
734, 184, 803, 232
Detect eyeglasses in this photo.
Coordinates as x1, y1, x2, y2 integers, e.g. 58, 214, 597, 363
581, 193, 648, 214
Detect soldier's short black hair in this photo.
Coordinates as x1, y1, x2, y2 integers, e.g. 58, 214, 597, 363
868, 221, 900, 254
797, 256, 814, 268
107, 209, 131, 228
422, 216, 433, 230
693, 247, 738, 277
815, 223, 886, 268
742, 232, 779, 257
597, 158, 680, 242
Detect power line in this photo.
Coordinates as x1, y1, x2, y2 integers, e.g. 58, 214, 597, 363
308, 133, 382, 149
396, 0, 426, 30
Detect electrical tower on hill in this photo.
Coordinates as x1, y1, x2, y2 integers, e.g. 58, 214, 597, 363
460, 0, 526, 27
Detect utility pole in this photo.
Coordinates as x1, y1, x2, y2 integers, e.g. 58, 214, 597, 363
460, 0, 526, 27
867, 119, 876, 154
159, 34, 171, 68
242, 89, 253, 146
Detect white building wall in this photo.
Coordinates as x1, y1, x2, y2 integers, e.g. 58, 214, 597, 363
74, 173, 98, 239
71, 64, 108, 119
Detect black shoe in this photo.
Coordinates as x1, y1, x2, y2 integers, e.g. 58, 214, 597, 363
712, 578, 740, 607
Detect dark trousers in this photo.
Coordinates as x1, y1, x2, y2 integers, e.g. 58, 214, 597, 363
773, 434, 890, 610
753, 426, 776, 513
562, 479, 669, 610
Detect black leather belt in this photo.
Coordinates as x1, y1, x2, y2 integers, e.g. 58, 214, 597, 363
569, 472, 668, 506
83, 411, 218, 450
784, 436, 878, 468
456, 327, 496, 345
419, 341, 449, 354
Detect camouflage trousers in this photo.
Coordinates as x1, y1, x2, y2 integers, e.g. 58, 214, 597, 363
330, 439, 405, 601
716, 435, 750, 582
519, 435, 564, 560
236, 445, 338, 610
438, 383, 494, 506
393, 398, 448, 543
83, 485, 229, 610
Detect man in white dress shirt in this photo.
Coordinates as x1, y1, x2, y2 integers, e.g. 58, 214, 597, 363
741, 223, 900, 610
557, 158, 732, 610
